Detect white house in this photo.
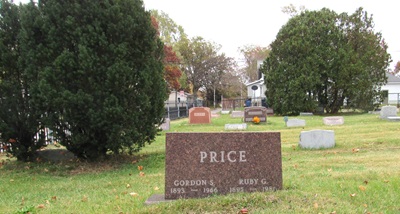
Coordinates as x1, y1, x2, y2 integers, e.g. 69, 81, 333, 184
245, 60, 266, 106
165, 90, 193, 107
381, 72, 400, 105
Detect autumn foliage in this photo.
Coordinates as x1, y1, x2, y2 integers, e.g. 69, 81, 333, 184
151, 16, 182, 91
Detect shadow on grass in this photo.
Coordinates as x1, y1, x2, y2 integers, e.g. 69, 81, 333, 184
1, 148, 165, 177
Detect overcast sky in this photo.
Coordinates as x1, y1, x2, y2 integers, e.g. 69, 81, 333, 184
143, 0, 400, 69
14, 0, 400, 69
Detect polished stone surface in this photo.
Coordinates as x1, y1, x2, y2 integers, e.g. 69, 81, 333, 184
165, 132, 282, 199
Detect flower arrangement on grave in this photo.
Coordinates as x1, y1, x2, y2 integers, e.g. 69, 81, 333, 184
252, 116, 260, 124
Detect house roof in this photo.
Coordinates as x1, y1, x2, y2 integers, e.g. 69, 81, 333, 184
387, 72, 400, 83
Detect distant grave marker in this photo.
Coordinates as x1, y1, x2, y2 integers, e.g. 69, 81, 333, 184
323, 116, 344, 126
299, 130, 335, 149
244, 107, 267, 123
224, 123, 247, 130
286, 119, 306, 127
160, 118, 170, 131
231, 111, 244, 118
189, 107, 211, 124
380, 106, 398, 119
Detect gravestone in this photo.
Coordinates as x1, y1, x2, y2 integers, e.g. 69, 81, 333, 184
286, 119, 306, 127
244, 107, 267, 123
189, 107, 211, 124
299, 130, 335, 149
224, 123, 247, 130
221, 110, 230, 115
380, 106, 398, 119
266, 108, 274, 116
159, 118, 170, 131
165, 132, 282, 199
323, 116, 344, 126
231, 111, 244, 118
387, 116, 400, 121
300, 112, 313, 116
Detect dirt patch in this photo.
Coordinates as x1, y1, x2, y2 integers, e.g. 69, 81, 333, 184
36, 149, 77, 163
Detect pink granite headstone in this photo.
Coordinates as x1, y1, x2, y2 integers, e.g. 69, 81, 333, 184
165, 132, 282, 199
189, 107, 211, 124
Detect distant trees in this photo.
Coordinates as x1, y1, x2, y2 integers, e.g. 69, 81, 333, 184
0, 0, 166, 161
177, 36, 235, 101
393, 61, 400, 75
262, 8, 391, 115
238, 45, 270, 83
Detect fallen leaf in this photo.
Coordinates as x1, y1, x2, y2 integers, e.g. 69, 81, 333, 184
330, 211, 336, 214
46, 200, 50, 204
24, 166, 30, 170
383, 180, 389, 183
115, 195, 119, 199
350, 193, 356, 197
138, 166, 143, 171
10, 179, 14, 182
44, 168, 49, 172
126, 184, 131, 188
129, 192, 139, 197
139, 172, 145, 177
51, 196, 57, 200
154, 186, 159, 191
293, 164, 298, 169
327, 168, 332, 172
37, 204, 45, 209
352, 148, 360, 153
292, 145, 296, 150
364, 180, 369, 185
313, 202, 318, 209
131, 160, 137, 164
363, 204, 368, 208
81, 196, 88, 202
359, 185, 366, 191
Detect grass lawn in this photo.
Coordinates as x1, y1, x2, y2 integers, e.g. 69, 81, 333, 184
1, 112, 399, 213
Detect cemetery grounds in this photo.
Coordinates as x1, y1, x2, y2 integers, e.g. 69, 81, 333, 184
0, 112, 399, 213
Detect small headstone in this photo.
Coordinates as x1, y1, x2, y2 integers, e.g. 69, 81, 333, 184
316, 107, 324, 114
286, 119, 306, 127
231, 111, 244, 118
160, 118, 170, 131
189, 107, 211, 124
380, 106, 398, 119
221, 110, 230, 115
266, 108, 274, 116
300, 112, 313, 116
224, 123, 247, 130
323, 116, 344, 126
299, 130, 335, 149
387, 116, 400, 121
244, 107, 267, 123
165, 132, 282, 199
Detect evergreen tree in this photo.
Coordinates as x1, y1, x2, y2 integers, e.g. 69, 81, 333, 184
263, 8, 390, 115
34, 0, 166, 160
0, 1, 45, 161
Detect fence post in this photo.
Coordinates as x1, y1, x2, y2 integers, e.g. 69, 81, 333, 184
186, 102, 189, 117
178, 104, 180, 118
167, 103, 170, 119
